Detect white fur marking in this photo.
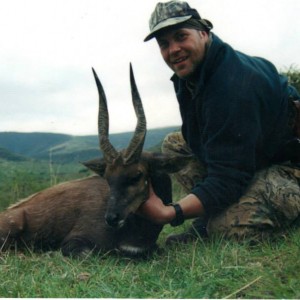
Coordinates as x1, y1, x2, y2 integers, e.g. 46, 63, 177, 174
119, 244, 146, 255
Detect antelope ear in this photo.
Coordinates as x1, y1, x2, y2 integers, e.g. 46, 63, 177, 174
81, 157, 106, 176
146, 153, 193, 174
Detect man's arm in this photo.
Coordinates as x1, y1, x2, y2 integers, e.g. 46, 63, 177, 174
137, 182, 205, 225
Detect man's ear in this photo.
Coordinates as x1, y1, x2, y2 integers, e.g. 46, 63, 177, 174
81, 157, 106, 177
145, 153, 193, 174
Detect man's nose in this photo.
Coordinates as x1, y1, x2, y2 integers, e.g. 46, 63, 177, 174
168, 41, 181, 55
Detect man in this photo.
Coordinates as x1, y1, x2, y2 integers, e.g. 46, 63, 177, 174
138, 0, 300, 243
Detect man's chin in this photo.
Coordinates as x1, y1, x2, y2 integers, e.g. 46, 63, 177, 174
176, 71, 193, 80
175, 70, 189, 79
173, 65, 194, 79
174, 65, 200, 80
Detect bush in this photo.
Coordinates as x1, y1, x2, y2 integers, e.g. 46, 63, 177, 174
281, 65, 300, 93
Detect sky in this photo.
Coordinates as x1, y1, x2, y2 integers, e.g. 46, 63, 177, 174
0, 0, 299, 136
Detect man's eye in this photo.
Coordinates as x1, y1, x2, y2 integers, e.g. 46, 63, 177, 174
177, 33, 187, 41
158, 41, 168, 50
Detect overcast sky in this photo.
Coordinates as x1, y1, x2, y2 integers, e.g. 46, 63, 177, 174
0, 0, 299, 135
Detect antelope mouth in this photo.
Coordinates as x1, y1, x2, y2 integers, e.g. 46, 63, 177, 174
105, 215, 126, 229
117, 219, 125, 229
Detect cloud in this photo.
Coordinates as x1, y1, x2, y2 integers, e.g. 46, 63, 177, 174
0, 0, 299, 135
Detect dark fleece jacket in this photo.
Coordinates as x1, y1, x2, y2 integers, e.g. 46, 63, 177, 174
171, 33, 298, 216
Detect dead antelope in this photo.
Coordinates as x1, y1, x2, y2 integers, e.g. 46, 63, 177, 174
0, 65, 189, 257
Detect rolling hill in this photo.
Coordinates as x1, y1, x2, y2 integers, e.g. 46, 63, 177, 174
0, 126, 179, 163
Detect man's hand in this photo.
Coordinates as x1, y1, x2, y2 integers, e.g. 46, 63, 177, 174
137, 183, 175, 225
137, 182, 205, 225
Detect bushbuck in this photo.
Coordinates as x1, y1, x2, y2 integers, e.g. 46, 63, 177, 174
0, 65, 190, 257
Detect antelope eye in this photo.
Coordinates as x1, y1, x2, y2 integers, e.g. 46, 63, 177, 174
128, 171, 143, 185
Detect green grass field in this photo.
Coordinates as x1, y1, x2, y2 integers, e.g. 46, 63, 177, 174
0, 159, 300, 298
1, 229, 299, 298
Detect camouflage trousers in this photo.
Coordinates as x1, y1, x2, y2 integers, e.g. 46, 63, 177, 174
162, 132, 300, 240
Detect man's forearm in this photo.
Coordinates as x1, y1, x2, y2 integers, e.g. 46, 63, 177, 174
165, 194, 205, 225
177, 194, 205, 219
137, 188, 205, 225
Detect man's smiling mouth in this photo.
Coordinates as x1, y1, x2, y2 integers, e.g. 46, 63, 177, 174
172, 56, 188, 65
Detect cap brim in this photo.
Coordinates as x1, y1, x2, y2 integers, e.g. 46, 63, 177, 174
144, 15, 192, 42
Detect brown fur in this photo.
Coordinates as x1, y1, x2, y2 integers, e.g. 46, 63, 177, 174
0, 154, 190, 257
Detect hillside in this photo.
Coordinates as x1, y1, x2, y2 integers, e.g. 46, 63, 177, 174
0, 126, 179, 163
0, 147, 28, 162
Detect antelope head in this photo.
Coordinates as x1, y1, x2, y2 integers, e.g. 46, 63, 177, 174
85, 64, 149, 228
84, 64, 191, 228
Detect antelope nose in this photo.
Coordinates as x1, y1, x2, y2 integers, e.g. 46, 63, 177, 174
105, 213, 120, 228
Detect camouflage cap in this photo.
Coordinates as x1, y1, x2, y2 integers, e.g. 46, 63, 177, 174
144, 0, 212, 42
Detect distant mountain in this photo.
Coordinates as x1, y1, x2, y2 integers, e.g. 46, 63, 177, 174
0, 127, 179, 163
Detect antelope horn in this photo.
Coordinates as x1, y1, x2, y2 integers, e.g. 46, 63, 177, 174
123, 63, 146, 164
92, 68, 119, 163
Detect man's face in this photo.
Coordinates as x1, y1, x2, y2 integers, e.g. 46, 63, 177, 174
156, 28, 209, 79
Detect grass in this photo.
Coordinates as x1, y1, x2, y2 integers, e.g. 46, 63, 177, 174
0, 160, 300, 298
0, 158, 89, 210
0, 229, 299, 298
